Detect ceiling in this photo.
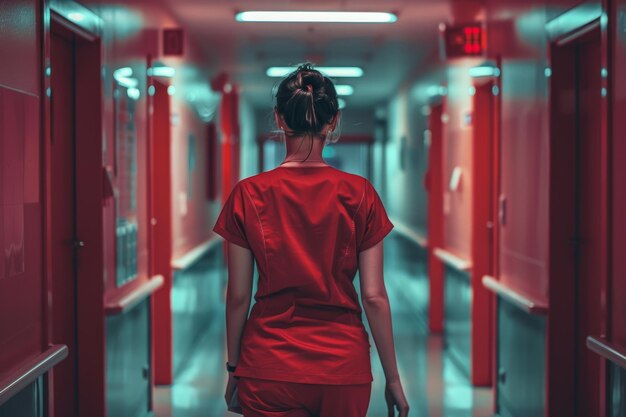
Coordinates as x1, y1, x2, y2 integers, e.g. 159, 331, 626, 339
154, 0, 476, 109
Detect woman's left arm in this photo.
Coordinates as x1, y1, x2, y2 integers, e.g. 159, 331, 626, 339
224, 242, 254, 410
225, 241, 254, 367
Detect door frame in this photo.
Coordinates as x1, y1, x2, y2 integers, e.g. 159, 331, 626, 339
546, 4, 610, 417
426, 100, 445, 334
45, 6, 105, 417
470, 77, 497, 387
148, 79, 174, 386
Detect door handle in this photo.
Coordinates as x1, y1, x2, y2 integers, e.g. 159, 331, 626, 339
498, 368, 507, 384
498, 195, 507, 226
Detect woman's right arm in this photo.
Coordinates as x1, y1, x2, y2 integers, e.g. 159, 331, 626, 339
358, 239, 410, 417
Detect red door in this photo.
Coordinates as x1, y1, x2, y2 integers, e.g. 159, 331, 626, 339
574, 27, 603, 417
426, 102, 444, 333
471, 80, 495, 386
150, 80, 173, 384
50, 27, 78, 417
549, 24, 604, 417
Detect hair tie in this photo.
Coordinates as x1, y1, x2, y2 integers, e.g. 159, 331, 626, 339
305, 84, 313, 93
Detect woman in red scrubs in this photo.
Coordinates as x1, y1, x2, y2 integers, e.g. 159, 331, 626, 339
213, 63, 409, 417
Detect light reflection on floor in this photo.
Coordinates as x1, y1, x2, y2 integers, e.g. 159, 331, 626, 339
154, 233, 493, 417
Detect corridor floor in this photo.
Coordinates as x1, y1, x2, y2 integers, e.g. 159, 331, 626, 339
154, 233, 493, 417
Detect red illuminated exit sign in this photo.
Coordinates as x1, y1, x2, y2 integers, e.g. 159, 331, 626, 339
440, 23, 485, 58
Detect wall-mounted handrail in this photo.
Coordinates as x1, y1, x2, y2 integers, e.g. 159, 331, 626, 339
171, 237, 220, 271
0, 344, 68, 406
482, 275, 549, 315
433, 247, 472, 271
104, 275, 164, 315
389, 217, 428, 249
587, 336, 626, 371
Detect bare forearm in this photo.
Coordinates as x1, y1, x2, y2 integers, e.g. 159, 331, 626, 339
225, 295, 251, 365
362, 294, 401, 383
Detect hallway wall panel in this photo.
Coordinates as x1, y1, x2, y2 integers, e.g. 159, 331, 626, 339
385, 87, 433, 235
0, 0, 46, 403
485, 5, 551, 305
170, 99, 214, 259
0, 0, 39, 95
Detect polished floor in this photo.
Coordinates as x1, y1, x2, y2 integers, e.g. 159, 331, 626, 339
154, 233, 493, 417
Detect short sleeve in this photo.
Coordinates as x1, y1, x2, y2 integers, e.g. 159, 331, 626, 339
212, 181, 251, 249
359, 181, 394, 252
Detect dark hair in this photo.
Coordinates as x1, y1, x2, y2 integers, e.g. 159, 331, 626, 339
275, 63, 339, 136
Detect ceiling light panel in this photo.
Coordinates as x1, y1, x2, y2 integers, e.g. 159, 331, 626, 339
335, 85, 354, 96
236, 11, 397, 23
266, 67, 364, 77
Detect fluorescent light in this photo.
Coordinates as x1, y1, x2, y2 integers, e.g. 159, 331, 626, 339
147, 66, 175, 78
338, 98, 347, 109
127, 88, 140, 100
335, 85, 354, 96
68, 12, 85, 22
113, 67, 133, 79
266, 66, 364, 78
113, 67, 139, 88
236, 11, 397, 23
116, 77, 138, 88
427, 85, 447, 97
469, 65, 501, 78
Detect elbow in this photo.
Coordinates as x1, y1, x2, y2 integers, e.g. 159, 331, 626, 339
227, 290, 251, 307
361, 293, 390, 311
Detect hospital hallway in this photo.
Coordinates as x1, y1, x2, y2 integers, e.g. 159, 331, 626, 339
152, 234, 491, 417
4, 0, 626, 416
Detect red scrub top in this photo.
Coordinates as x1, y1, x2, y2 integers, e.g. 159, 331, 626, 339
212, 165, 394, 385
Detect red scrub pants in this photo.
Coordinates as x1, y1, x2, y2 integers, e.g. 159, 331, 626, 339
237, 377, 372, 417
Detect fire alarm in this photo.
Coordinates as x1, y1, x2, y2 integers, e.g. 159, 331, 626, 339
163, 28, 184, 56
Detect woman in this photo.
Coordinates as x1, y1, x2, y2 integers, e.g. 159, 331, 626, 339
212, 63, 409, 417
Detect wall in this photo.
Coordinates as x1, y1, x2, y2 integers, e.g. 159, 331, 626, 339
441, 63, 483, 259
84, 0, 221, 397
0, 0, 221, 414
170, 93, 216, 258
485, 2, 552, 304
0, 0, 45, 386
73, 0, 220, 302
239, 97, 258, 179
387, 0, 621, 415
382, 62, 489, 239
340, 107, 376, 135
383, 0, 624, 408
384, 90, 430, 234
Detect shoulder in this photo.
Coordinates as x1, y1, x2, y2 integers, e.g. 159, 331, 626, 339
335, 169, 368, 184
237, 167, 370, 194
317, 167, 370, 190
233, 171, 274, 193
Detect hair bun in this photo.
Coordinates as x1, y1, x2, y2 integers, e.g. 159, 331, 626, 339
299, 70, 324, 92
275, 62, 340, 135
